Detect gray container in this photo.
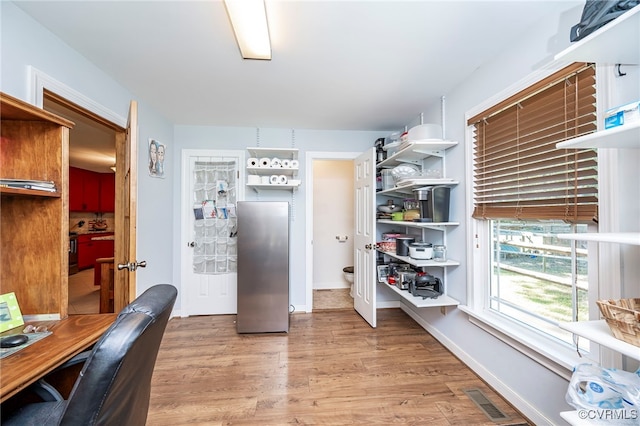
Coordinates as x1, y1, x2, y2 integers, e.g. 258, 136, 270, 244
395, 235, 415, 256
414, 186, 450, 222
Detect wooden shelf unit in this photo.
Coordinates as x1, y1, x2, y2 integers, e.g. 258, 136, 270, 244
0, 92, 73, 318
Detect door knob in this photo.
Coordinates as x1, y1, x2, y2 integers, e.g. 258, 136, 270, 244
117, 260, 147, 271
365, 244, 373, 250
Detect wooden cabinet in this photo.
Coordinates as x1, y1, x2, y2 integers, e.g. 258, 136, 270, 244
77, 235, 96, 270
99, 173, 115, 213
69, 167, 115, 213
69, 167, 99, 212
77, 233, 114, 270
0, 92, 73, 318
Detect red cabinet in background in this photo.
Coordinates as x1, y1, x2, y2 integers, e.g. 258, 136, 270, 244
99, 173, 115, 213
69, 167, 115, 213
77, 233, 114, 270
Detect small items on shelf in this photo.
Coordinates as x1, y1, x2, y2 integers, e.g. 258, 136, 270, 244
0, 179, 57, 192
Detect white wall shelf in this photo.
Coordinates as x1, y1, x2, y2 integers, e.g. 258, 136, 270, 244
553, 5, 639, 64
377, 179, 459, 198
377, 219, 459, 231
558, 320, 640, 361
560, 410, 598, 426
556, 122, 640, 150
247, 183, 300, 193
558, 232, 640, 246
247, 166, 299, 176
378, 140, 458, 167
379, 250, 459, 268
246, 147, 300, 192
372, 137, 458, 314
381, 281, 460, 308
247, 147, 299, 158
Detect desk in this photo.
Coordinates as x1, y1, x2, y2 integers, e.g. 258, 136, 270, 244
0, 314, 116, 403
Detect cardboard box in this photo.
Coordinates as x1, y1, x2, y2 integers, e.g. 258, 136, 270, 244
604, 101, 640, 129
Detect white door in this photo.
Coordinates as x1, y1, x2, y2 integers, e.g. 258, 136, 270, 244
181, 149, 245, 316
354, 148, 377, 327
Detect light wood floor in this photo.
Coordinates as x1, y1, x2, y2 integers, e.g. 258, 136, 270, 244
67, 268, 99, 314
148, 309, 530, 425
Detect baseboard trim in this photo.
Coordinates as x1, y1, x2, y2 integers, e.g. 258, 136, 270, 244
399, 304, 552, 426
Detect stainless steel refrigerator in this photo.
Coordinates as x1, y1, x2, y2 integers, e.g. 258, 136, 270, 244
236, 201, 290, 333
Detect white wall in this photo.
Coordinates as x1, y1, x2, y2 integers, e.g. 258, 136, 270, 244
312, 160, 354, 290
171, 126, 378, 309
1, 2, 175, 303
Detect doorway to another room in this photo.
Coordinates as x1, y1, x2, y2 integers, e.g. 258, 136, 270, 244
41, 90, 124, 315
307, 153, 359, 311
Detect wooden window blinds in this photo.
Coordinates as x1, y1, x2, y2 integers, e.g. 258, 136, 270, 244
469, 63, 597, 223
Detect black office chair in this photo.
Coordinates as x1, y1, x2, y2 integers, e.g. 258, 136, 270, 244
3, 284, 177, 426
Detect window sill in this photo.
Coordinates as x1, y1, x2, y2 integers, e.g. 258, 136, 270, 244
458, 305, 593, 381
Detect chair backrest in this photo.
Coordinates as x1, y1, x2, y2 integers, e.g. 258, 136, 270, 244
60, 284, 177, 426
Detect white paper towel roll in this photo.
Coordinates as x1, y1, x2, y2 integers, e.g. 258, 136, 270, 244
247, 175, 260, 184
282, 159, 291, 168
290, 160, 299, 169
269, 175, 279, 184
271, 157, 282, 168
259, 157, 271, 167
278, 175, 288, 184
247, 158, 259, 167
261, 176, 270, 184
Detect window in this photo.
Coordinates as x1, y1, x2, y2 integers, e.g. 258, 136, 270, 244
468, 63, 597, 351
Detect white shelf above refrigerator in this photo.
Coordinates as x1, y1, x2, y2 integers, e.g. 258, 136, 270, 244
558, 232, 640, 245
558, 320, 640, 361
556, 122, 640, 150
247, 166, 299, 176
247, 183, 300, 193
247, 147, 299, 158
553, 5, 640, 64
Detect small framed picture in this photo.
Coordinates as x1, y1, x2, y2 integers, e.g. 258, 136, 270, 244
0, 292, 24, 333
148, 139, 166, 178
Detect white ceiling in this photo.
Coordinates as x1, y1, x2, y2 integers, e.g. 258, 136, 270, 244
14, 0, 581, 170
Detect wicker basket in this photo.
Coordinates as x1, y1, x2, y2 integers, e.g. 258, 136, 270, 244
596, 298, 640, 347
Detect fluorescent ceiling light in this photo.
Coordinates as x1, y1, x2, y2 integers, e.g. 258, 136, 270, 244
224, 0, 271, 60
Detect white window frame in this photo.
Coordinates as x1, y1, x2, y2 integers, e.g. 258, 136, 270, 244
461, 62, 624, 378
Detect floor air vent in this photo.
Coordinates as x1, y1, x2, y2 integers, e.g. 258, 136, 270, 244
463, 388, 510, 422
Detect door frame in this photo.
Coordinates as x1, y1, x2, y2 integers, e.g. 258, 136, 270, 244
31, 68, 131, 312
30, 66, 126, 128
304, 151, 361, 313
